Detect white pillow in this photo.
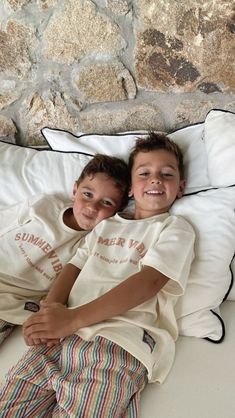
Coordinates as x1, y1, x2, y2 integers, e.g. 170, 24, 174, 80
0, 141, 91, 208
42, 124, 210, 194
0, 138, 234, 342
204, 109, 235, 187
172, 187, 235, 342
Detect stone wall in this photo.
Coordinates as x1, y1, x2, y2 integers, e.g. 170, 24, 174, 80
0, 0, 234, 145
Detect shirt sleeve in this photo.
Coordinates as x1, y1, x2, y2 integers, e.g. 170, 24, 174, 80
0, 200, 29, 236
68, 235, 90, 270
0, 194, 47, 237
141, 216, 195, 296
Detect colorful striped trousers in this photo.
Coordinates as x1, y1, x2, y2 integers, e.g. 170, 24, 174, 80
0, 335, 147, 418
0, 319, 15, 345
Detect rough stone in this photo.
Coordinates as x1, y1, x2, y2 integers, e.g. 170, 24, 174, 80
74, 61, 136, 104
175, 100, 214, 127
0, 115, 17, 137
37, 0, 58, 11
0, 0, 234, 146
6, 0, 29, 10
0, 20, 34, 77
0, 93, 19, 110
20, 92, 80, 145
225, 102, 235, 113
43, 0, 125, 63
107, 0, 130, 15
135, 0, 235, 93
80, 102, 165, 133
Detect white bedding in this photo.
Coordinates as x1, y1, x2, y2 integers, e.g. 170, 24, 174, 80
0, 108, 234, 416
1, 301, 234, 418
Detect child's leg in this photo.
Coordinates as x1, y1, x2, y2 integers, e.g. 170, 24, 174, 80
0, 343, 61, 417
54, 335, 147, 418
0, 319, 15, 345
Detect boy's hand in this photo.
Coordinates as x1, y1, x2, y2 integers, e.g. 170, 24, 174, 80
23, 304, 61, 346
23, 301, 78, 342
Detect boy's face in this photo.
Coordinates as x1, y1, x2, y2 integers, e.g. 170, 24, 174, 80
129, 149, 185, 219
72, 173, 124, 230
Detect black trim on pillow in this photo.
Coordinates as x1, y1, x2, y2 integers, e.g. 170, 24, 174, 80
205, 108, 235, 119
0, 139, 95, 158
168, 120, 204, 135
41, 127, 149, 141
223, 253, 235, 302
183, 183, 235, 197
0, 139, 49, 151
204, 310, 225, 344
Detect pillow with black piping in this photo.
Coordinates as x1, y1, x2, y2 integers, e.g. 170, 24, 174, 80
204, 109, 235, 187
171, 187, 235, 342
42, 121, 235, 342
0, 141, 91, 208
1, 119, 235, 343
227, 257, 235, 301
42, 123, 210, 194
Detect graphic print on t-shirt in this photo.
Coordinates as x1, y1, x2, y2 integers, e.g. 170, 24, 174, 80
93, 235, 148, 267
15, 231, 63, 281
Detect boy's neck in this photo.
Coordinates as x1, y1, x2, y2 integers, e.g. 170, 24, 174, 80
63, 208, 83, 231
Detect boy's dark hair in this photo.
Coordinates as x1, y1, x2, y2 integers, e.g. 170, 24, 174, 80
128, 132, 184, 179
77, 154, 130, 210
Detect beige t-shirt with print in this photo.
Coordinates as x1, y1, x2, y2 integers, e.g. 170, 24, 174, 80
0, 194, 86, 324
68, 212, 195, 383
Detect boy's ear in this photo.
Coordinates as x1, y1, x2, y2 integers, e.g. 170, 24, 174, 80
128, 187, 133, 198
176, 180, 186, 199
72, 182, 78, 201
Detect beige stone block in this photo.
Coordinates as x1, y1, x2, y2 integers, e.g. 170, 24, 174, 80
0, 115, 16, 137
0, 93, 19, 110
37, 0, 58, 11
107, 0, 130, 15
6, 0, 29, 10
135, 0, 235, 92
20, 92, 80, 145
175, 100, 214, 127
74, 61, 136, 104
0, 21, 34, 77
43, 0, 125, 63
80, 102, 165, 133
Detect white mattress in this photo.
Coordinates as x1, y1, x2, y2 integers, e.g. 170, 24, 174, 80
0, 301, 234, 418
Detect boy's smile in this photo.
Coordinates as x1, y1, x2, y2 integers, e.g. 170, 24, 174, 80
130, 149, 185, 219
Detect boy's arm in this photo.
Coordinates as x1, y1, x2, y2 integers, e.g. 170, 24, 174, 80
73, 266, 168, 328
23, 266, 169, 341
44, 263, 81, 304
23, 263, 80, 345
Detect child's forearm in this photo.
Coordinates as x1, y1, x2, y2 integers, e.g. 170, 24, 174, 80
72, 266, 169, 330
45, 263, 80, 304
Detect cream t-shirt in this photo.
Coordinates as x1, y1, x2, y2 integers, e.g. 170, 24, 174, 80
68, 212, 195, 383
0, 194, 86, 324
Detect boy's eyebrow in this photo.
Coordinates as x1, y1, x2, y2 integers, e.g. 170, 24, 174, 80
135, 163, 178, 171
81, 185, 93, 190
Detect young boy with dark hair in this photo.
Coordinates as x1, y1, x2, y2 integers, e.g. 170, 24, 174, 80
0, 133, 195, 418
0, 154, 129, 345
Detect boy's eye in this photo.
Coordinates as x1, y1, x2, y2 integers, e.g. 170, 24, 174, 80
161, 172, 174, 177
83, 191, 93, 198
139, 172, 149, 177
102, 200, 113, 207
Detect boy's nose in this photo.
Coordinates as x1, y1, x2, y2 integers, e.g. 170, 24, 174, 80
87, 201, 99, 212
151, 177, 162, 184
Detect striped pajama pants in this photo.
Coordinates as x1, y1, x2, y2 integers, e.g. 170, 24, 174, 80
0, 319, 15, 345
0, 335, 147, 418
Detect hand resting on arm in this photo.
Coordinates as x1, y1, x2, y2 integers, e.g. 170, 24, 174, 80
23, 265, 169, 345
